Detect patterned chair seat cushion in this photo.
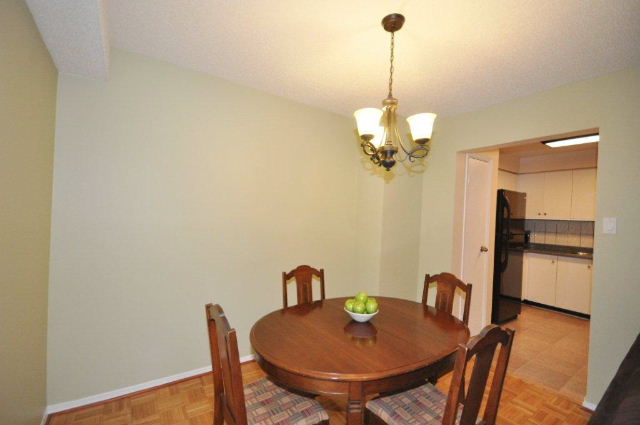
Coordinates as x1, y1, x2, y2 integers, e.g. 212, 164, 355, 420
366, 382, 462, 425
244, 377, 328, 425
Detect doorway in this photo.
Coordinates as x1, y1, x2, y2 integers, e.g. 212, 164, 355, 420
455, 129, 598, 403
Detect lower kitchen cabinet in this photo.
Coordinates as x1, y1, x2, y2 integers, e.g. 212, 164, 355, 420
525, 252, 592, 314
526, 253, 557, 306
556, 256, 592, 314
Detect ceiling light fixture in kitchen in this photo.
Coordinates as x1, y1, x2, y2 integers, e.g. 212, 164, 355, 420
542, 133, 600, 148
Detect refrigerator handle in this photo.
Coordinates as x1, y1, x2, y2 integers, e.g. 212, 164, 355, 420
500, 241, 509, 272
500, 195, 511, 272
504, 195, 512, 240
500, 235, 509, 271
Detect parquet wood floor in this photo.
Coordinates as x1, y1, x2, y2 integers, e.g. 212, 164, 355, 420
48, 360, 591, 425
507, 305, 590, 401
47, 305, 592, 425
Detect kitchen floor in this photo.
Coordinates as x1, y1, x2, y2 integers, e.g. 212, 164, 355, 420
505, 304, 590, 401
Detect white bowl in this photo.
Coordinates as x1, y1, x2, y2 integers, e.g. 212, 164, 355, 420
345, 307, 378, 323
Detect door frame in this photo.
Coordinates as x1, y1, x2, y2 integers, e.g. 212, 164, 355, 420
457, 152, 496, 332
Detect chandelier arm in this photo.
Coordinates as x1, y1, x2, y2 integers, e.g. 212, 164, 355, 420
393, 125, 412, 158
370, 151, 382, 165
406, 145, 431, 159
361, 140, 378, 157
395, 127, 429, 162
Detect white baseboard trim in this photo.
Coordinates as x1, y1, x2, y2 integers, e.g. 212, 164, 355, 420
240, 354, 256, 363
45, 354, 255, 416
582, 400, 597, 411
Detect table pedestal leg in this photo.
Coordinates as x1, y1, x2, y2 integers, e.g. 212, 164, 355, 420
347, 382, 364, 425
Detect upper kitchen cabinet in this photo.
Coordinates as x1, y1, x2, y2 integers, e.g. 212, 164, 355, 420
517, 169, 596, 220
518, 171, 572, 219
570, 168, 597, 221
544, 170, 573, 219
518, 173, 545, 219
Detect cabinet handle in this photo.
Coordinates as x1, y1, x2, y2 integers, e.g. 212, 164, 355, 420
544, 212, 547, 216
587, 265, 591, 269
551, 260, 555, 264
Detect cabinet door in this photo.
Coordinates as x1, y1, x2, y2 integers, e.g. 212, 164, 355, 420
556, 257, 592, 314
544, 170, 572, 220
526, 253, 557, 306
571, 168, 597, 221
518, 173, 545, 219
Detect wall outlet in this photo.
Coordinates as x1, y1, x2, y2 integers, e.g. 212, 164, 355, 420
603, 217, 617, 234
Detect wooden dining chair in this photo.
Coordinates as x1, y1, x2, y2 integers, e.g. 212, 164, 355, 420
282, 265, 326, 308
205, 304, 329, 425
366, 324, 515, 425
423, 272, 473, 325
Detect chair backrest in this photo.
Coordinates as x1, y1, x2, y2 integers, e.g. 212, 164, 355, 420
422, 272, 472, 325
282, 265, 325, 308
442, 324, 515, 425
206, 303, 248, 425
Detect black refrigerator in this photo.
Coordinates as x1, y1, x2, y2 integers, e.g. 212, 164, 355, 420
492, 189, 526, 323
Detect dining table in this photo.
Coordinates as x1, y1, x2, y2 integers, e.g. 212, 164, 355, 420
250, 296, 470, 425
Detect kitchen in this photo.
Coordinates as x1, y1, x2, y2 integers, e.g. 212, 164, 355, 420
492, 132, 597, 400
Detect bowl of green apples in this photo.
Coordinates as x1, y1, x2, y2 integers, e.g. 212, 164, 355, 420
344, 292, 379, 323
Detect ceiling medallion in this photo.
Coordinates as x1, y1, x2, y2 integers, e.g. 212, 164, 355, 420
354, 13, 437, 171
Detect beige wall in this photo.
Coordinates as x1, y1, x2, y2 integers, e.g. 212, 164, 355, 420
47, 49, 377, 404
0, 1, 57, 423
497, 169, 518, 191
418, 67, 640, 406
498, 154, 520, 173
37, 29, 639, 411
354, 166, 384, 294
519, 149, 598, 173
379, 167, 424, 299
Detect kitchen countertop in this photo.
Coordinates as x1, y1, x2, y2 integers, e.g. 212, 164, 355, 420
511, 243, 593, 260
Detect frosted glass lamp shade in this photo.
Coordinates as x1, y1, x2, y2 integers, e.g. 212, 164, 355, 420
371, 126, 385, 147
354, 108, 383, 138
407, 113, 437, 144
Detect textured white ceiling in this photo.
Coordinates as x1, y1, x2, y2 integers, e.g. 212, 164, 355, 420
32, 1, 640, 117
106, 0, 640, 117
26, 0, 109, 80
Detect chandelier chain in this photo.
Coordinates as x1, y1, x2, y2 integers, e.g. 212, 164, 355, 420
388, 31, 395, 98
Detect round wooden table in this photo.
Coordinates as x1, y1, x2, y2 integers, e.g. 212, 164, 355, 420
250, 297, 470, 425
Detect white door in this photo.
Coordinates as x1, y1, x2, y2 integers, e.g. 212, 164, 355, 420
461, 155, 492, 335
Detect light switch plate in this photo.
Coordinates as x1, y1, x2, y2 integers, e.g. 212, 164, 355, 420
603, 217, 617, 234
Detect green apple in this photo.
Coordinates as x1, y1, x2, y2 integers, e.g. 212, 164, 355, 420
368, 297, 376, 304
355, 292, 368, 303
365, 299, 378, 314
345, 298, 356, 312
353, 301, 366, 314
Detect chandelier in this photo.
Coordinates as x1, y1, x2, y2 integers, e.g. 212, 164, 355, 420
354, 14, 437, 171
